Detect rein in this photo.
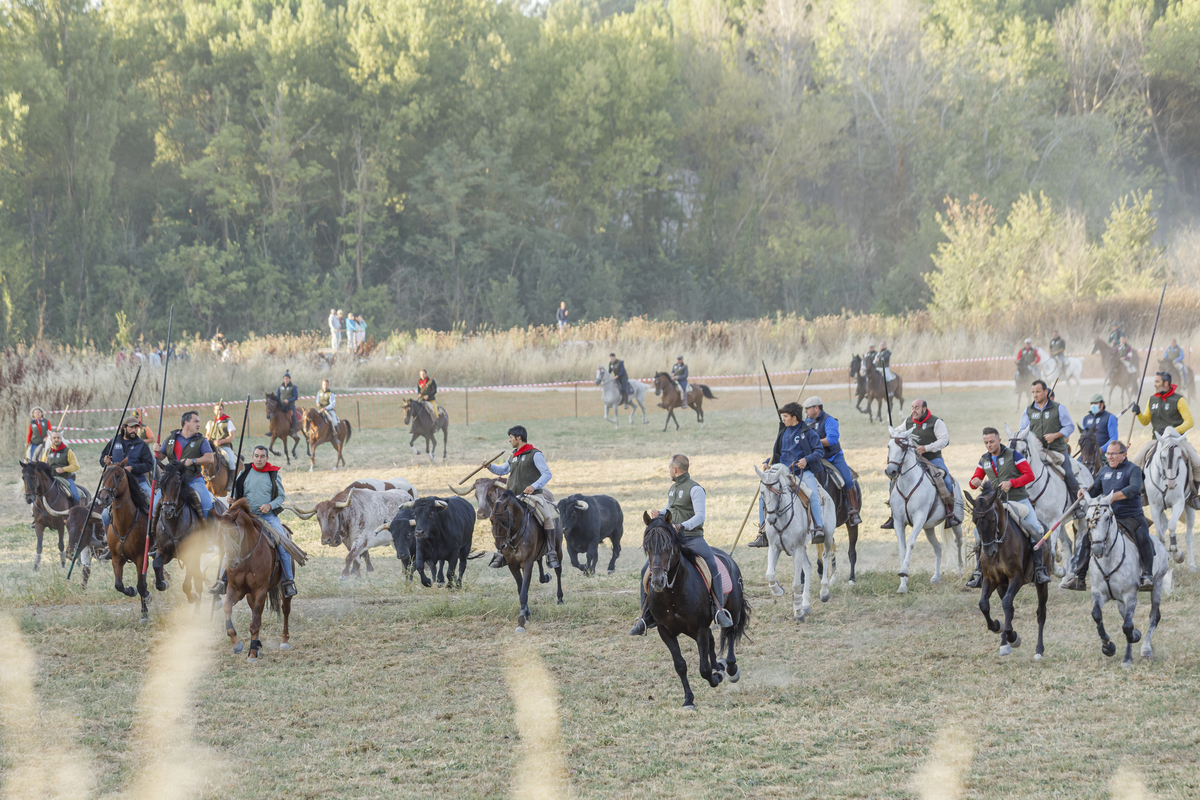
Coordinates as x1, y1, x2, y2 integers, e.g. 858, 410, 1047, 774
1089, 509, 1127, 599
888, 439, 934, 524
975, 500, 1008, 557
101, 470, 144, 547
760, 472, 799, 544
644, 526, 681, 590
215, 512, 265, 570
492, 499, 536, 555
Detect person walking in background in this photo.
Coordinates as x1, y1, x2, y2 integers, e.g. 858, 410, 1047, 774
328, 308, 340, 352
26, 407, 51, 462
557, 301, 569, 331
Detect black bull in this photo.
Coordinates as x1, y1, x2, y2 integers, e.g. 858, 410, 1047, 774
397, 496, 477, 588
556, 493, 624, 574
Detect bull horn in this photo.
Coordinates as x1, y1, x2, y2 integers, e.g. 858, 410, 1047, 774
374, 522, 390, 534
434, 500, 448, 509
398, 501, 415, 509
90, 511, 104, 520
409, 519, 416, 527
283, 504, 319, 520
41, 501, 72, 517
447, 483, 474, 497
333, 487, 356, 509
574, 500, 589, 510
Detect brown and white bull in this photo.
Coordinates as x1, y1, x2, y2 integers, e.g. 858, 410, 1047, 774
284, 479, 416, 577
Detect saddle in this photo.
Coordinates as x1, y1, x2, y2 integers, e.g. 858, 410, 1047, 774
643, 553, 732, 602
1001, 501, 1042, 541
918, 457, 953, 503
821, 459, 844, 489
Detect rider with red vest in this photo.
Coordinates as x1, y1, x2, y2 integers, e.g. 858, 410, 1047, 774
26, 407, 51, 462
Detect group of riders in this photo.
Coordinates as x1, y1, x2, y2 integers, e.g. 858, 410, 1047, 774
606, 353, 693, 408
1017, 323, 1188, 381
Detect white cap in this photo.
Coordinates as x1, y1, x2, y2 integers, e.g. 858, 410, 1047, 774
803, 395, 823, 409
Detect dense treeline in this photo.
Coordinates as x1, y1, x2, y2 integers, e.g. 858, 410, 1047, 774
2, 0, 1200, 347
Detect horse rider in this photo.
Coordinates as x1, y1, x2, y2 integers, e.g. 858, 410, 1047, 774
203, 401, 237, 473
1020, 379, 1084, 515
484, 425, 561, 571
1164, 339, 1186, 384
966, 427, 1049, 587
1131, 371, 1200, 509
317, 378, 342, 447
1107, 321, 1124, 348
864, 342, 878, 370
609, 353, 633, 405
882, 399, 959, 528
155, 410, 215, 520
752, 401, 828, 546
99, 417, 154, 531
1063, 440, 1155, 591
805, 395, 861, 525
211, 445, 297, 598
26, 406, 51, 462
1016, 338, 1039, 377
630, 454, 733, 635
133, 408, 156, 446
1048, 330, 1067, 374
276, 371, 299, 433
876, 342, 892, 380
40, 430, 81, 503
1081, 394, 1119, 454
1116, 336, 1135, 368
671, 355, 690, 409
417, 369, 439, 418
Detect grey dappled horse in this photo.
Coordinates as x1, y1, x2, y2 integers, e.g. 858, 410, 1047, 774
755, 464, 836, 621
595, 366, 648, 426
1144, 428, 1196, 571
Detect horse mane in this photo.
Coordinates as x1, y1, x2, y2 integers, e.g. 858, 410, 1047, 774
160, 460, 203, 514
107, 466, 150, 513
642, 518, 683, 555
26, 460, 55, 477
971, 480, 998, 517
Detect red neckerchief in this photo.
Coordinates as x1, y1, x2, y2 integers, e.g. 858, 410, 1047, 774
32, 419, 49, 434
512, 443, 535, 458
418, 378, 429, 389
1156, 384, 1179, 400
215, 414, 230, 422
913, 410, 931, 426
49, 442, 67, 454
252, 462, 281, 473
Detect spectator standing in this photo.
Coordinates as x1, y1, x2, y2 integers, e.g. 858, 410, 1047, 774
149, 347, 162, 368
357, 314, 368, 348
346, 313, 361, 351
115, 348, 127, 367
328, 308, 340, 351
337, 310, 346, 351
557, 301, 569, 331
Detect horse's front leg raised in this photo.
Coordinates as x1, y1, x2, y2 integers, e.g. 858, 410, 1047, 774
659, 629, 696, 709
698, 627, 722, 688
113, 554, 136, 597
979, 579, 1000, 634
1092, 592, 1116, 657
1143, 582, 1163, 659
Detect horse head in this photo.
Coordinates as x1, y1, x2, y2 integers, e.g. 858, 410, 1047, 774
884, 427, 917, 479
594, 366, 606, 386
849, 355, 861, 378
1087, 501, 1117, 558
157, 461, 192, 519
19, 460, 43, 504
1077, 426, 1102, 474
968, 481, 1006, 557
264, 392, 279, 414
653, 372, 668, 396
489, 489, 532, 551
97, 460, 130, 508
641, 511, 681, 592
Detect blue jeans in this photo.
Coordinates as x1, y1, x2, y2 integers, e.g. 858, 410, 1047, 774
258, 512, 293, 581
827, 452, 854, 486
926, 455, 954, 497
1010, 497, 1045, 538
65, 476, 80, 503
102, 477, 151, 529
154, 475, 213, 519
760, 469, 824, 530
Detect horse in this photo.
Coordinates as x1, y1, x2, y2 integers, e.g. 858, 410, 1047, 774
641, 512, 749, 710
849, 355, 868, 414
64, 505, 107, 589
1007, 425, 1094, 577
1159, 355, 1194, 400
153, 460, 212, 606
1076, 425, 1105, 481
302, 407, 352, 471
202, 442, 241, 497
1144, 427, 1196, 570
1085, 501, 1171, 666
97, 461, 154, 618
20, 460, 89, 571
217, 498, 302, 660
488, 490, 563, 632
884, 426, 964, 593
652, 372, 716, 432
814, 463, 863, 584
754, 463, 835, 621
860, 357, 902, 424
1014, 360, 1039, 411
595, 366, 649, 426
265, 392, 305, 465
1037, 347, 1084, 403
965, 483, 1048, 659
1092, 337, 1138, 406
401, 399, 447, 462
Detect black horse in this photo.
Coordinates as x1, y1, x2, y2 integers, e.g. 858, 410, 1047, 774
861, 356, 903, 423
814, 471, 862, 584
849, 355, 867, 413
641, 512, 749, 709
402, 399, 449, 462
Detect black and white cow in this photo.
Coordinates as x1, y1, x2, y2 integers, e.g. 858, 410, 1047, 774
400, 496, 477, 588
556, 493, 623, 574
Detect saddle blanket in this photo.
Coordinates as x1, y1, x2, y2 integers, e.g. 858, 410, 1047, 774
1001, 501, 1042, 540
644, 553, 732, 600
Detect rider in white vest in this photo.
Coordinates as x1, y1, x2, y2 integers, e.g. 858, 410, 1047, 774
317, 379, 342, 447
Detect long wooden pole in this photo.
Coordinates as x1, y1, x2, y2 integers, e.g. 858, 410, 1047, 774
143, 305, 174, 573
1127, 282, 1168, 446
728, 485, 761, 559
458, 451, 505, 485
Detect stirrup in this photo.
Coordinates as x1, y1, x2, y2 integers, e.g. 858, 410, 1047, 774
1188, 494, 1200, 511
810, 530, 826, 544
965, 570, 982, 589
208, 580, 226, 597
714, 607, 733, 628
748, 528, 769, 548
1138, 573, 1154, 590
881, 517, 895, 529
488, 552, 507, 568
629, 618, 647, 636
1060, 573, 1087, 591
281, 580, 298, 598
1033, 566, 1051, 585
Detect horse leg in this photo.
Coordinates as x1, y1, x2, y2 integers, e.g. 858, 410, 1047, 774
248, 590, 266, 660
699, 627, 722, 687
1034, 581, 1047, 660
517, 559, 534, 631
58, 525, 66, 567
441, 424, 448, 461
952, 524, 964, 576
1142, 580, 1163, 659
137, 563, 150, 621
998, 576, 1020, 656
639, 396, 647, 424
795, 545, 812, 622
846, 523, 859, 585
662, 409, 671, 433
33, 521, 44, 571
1092, 593, 1116, 657
1119, 593, 1141, 668
1186, 507, 1196, 571
979, 579, 1000, 633
659, 630, 695, 709
554, 562, 563, 605
898, 516, 925, 593
113, 553, 135, 597
924, 526, 943, 584
766, 540, 784, 597
280, 595, 292, 650
536, 558, 550, 584
894, 516, 912, 594
224, 589, 245, 655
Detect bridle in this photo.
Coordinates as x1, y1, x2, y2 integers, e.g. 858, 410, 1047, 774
1088, 503, 1126, 598
759, 468, 798, 535
1155, 438, 1185, 491
99, 466, 144, 546
490, 497, 536, 555
973, 495, 1009, 557
644, 522, 680, 590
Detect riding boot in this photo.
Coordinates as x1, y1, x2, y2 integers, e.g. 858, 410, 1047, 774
710, 570, 732, 628
278, 547, 298, 598
1031, 546, 1051, 585
1189, 480, 1200, 511
489, 552, 507, 568
630, 581, 657, 635
543, 526, 561, 569
844, 484, 862, 526
882, 516, 895, 529
209, 569, 228, 597
1060, 535, 1091, 590
748, 520, 769, 547
1133, 521, 1155, 589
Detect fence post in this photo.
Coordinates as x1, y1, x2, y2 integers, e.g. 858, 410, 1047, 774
938, 361, 943, 395
356, 400, 362, 431
574, 382, 578, 417
758, 375, 763, 408
465, 388, 470, 426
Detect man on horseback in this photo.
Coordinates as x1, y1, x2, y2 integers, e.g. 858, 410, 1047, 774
26, 407, 51, 462
750, 402, 828, 547
156, 411, 215, 519
317, 378, 342, 448
1064, 441, 1155, 591
1165, 338, 1185, 370
1049, 331, 1067, 374
1108, 322, 1124, 348
1116, 336, 1136, 370
485, 426, 561, 571
806, 396, 861, 525
1082, 394, 1119, 453
212, 446, 297, 598
1020, 379, 1084, 514
609, 353, 633, 405
204, 401, 237, 473
1016, 339, 1039, 378
671, 356, 690, 410
275, 372, 299, 434
967, 427, 1049, 587
631, 454, 733, 634
99, 417, 154, 532
1131, 371, 1200, 509
40, 430, 81, 503
416, 369, 439, 418
883, 399, 959, 528
876, 342, 892, 380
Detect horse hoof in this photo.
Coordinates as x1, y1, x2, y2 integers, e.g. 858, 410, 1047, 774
248, 655, 258, 663
233, 642, 244, 655
717, 658, 727, 672
1130, 629, 1142, 643
279, 643, 291, 651
156, 581, 168, 592
897, 570, 909, 578
988, 620, 1000, 633
682, 704, 695, 711
897, 585, 908, 594
1141, 646, 1153, 659
539, 574, 551, 584
709, 672, 723, 688
123, 587, 137, 597
770, 584, 785, 597
1102, 641, 1116, 657
930, 575, 940, 585
1121, 659, 1133, 669
1054, 566, 1066, 578
1190, 564, 1198, 573
998, 644, 1012, 657
820, 588, 830, 603
1034, 653, 1043, 661
515, 626, 525, 634
1175, 552, 1186, 564
728, 665, 740, 683
848, 579, 855, 586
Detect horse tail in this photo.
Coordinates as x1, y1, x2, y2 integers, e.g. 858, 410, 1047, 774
700, 385, 716, 399
342, 420, 352, 444
893, 375, 904, 402
268, 584, 282, 617
723, 575, 751, 649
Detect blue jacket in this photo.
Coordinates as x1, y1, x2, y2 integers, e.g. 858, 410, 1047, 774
807, 410, 842, 458
1088, 459, 1143, 519
1081, 410, 1119, 452
771, 424, 826, 482
100, 435, 154, 478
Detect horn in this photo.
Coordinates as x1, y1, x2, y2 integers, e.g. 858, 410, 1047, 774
434, 500, 448, 509
90, 511, 103, 520
574, 500, 589, 510
447, 483, 473, 497
283, 504, 319, 520
409, 519, 416, 527
374, 522, 389, 534
41, 500, 71, 517
399, 501, 415, 509
333, 487, 356, 509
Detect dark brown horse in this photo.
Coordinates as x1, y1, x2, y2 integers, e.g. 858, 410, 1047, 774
402, 399, 448, 461
965, 483, 1048, 659
20, 460, 89, 570
265, 392, 304, 465
849, 355, 868, 413
641, 512, 749, 709
218, 498, 300, 660
65, 505, 107, 590
1092, 337, 1138, 406
652, 372, 716, 432
860, 357, 903, 424
202, 442, 242, 497
97, 460, 154, 618
1076, 425, 1105, 483
153, 460, 211, 605
302, 407, 352, 471
489, 490, 563, 631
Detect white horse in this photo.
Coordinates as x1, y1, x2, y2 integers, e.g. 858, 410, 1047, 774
1144, 427, 1196, 570
1007, 426, 1094, 577
1035, 347, 1084, 403
594, 366, 648, 426
884, 427, 964, 593
755, 464, 836, 621
1085, 501, 1171, 667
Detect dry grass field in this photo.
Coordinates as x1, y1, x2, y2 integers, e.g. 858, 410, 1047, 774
2, 387, 1199, 799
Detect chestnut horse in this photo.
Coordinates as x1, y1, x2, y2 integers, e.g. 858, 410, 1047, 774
153, 460, 212, 605
1092, 337, 1138, 407
302, 408, 352, 471
218, 499, 302, 660
652, 372, 716, 432
402, 399, 448, 462
265, 392, 305, 465
489, 490, 563, 631
202, 443, 242, 497
65, 505, 106, 590
97, 461, 153, 618
20, 460, 89, 571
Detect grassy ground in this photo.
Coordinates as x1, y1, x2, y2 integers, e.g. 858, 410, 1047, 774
1, 387, 1198, 798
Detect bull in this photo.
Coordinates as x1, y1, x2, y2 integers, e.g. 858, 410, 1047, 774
369, 505, 446, 584
557, 494, 623, 574
285, 479, 415, 577
398, 496, 477, 588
